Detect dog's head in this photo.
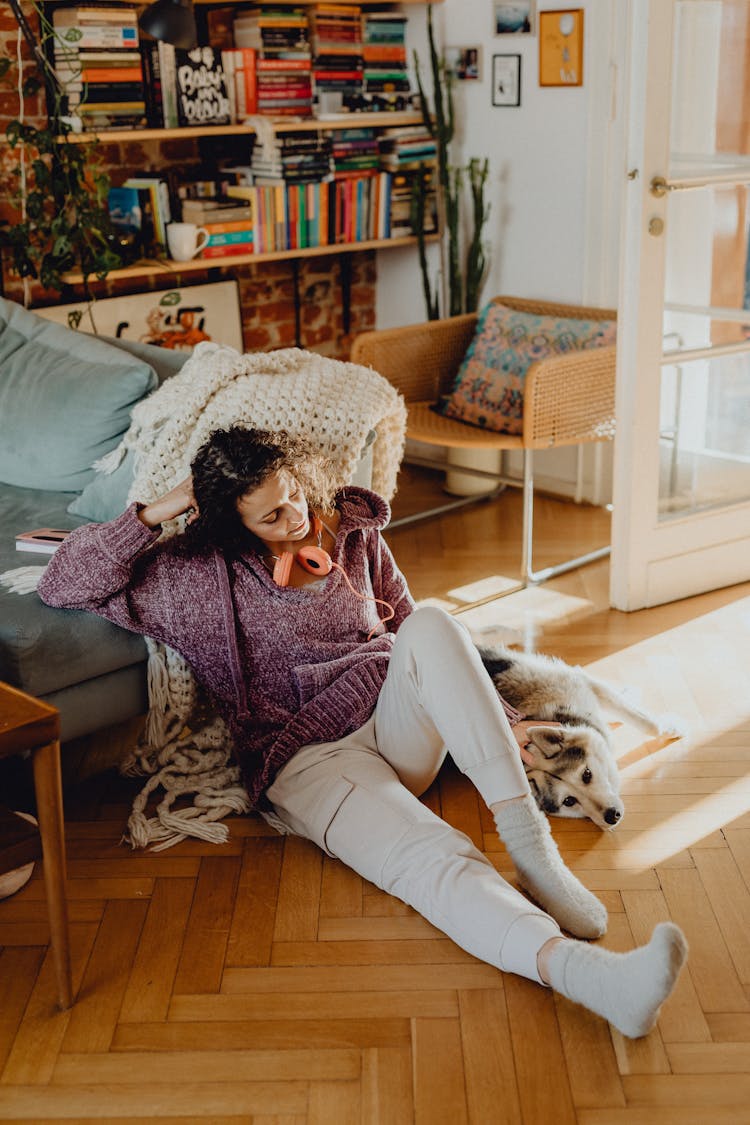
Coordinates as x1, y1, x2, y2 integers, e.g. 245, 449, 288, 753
522, 725, 624, 830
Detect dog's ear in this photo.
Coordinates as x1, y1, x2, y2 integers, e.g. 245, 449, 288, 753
526, 725, 566, 758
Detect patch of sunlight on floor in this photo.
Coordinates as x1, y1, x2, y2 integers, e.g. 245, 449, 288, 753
580, 596, 750, 872
415, 597, 460, 612
448, 575, 522, 603
454, 584, 595, 642
617, 776, 750, 870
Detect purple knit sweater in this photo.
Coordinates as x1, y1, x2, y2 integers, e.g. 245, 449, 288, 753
38, 488, 416, 805
38, 486, 524, 806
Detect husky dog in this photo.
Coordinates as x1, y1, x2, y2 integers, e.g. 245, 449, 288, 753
478, 644, 684, 830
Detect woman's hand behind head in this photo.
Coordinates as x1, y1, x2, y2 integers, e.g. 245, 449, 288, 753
137, 476, 199, 530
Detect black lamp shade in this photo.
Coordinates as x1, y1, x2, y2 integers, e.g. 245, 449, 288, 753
139, 0, 197, 49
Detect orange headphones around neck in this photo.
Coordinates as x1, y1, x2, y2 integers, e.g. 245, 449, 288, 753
271, 516, 332, 586
267, 514, 395, 640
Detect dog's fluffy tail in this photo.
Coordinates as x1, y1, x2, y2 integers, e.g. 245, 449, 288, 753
582, 673, 688, 739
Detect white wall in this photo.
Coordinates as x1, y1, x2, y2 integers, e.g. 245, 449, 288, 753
376, 0, 627, 500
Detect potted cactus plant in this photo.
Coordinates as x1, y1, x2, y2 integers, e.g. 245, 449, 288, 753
413, 4, 490, 319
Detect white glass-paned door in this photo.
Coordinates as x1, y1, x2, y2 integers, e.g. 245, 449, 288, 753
611, 0, 750, 610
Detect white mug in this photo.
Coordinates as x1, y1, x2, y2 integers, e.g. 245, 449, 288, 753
167, 222, 209, 261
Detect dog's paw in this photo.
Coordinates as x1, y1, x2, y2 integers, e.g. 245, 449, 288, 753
655, 712, 689, 739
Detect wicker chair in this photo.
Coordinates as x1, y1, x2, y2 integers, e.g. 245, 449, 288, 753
351, 295, 617, 587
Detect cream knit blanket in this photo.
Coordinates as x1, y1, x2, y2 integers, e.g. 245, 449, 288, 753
3, 341, 406, 850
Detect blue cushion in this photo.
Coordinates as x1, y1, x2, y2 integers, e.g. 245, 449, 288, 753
67, 449, 136, 522
0, 299, 158, 491
67, 337, 189, 520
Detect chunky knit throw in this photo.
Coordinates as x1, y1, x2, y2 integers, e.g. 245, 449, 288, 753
3, 341, 407, 850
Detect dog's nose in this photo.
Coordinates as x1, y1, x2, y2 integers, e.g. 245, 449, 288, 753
604, 807, 622, 825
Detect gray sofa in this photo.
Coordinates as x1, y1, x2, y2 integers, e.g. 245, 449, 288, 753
0, 298, 190, 741
0, 298, 374, 743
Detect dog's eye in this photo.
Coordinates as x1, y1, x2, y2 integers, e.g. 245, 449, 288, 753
562, 795, 579, 807
582, 767, 592, 785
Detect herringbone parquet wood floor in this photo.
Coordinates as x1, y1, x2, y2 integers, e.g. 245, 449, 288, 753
1, 470, 749, 1124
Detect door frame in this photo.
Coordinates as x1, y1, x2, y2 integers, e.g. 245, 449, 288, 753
610, 0, 750, 610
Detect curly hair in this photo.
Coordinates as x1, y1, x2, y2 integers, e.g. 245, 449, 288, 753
183, 426, 340, 556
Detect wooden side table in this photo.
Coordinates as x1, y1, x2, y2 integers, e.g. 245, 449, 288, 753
0, 682, 73, 1010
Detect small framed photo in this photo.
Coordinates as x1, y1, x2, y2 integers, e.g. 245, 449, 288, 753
494, 1, 535, 36
445, 46, 482, 81
539, 9, 584, 87
492, 54, 521, 106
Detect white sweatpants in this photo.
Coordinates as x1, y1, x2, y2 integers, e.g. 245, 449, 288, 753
266, 606, 562, 984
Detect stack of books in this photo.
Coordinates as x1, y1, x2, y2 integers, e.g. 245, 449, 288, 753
362, 12, 410, 101
248, 132, 334, 184
200, 216, 254, 259
309, 3, 364, 106
176, 178, 229, 201
378, 124, 438, 171
376, 125, 438, 240
179, 195, 255, 259
331, 127, 380, 177
255, 58, 313, 118
180, 195, 253, 224
234, 6, 313, 117
388, 165, 438, 239
51, 2, 145, 129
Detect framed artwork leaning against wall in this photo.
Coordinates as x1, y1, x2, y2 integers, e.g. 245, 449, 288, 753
35, 281, 245, 352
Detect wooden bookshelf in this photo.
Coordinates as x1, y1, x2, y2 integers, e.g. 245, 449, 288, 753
61, 233, 440, 284
63, 112, 426, 145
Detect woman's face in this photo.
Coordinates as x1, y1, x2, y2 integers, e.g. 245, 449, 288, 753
235, 469, 310, 547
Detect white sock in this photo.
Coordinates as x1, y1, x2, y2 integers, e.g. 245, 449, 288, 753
493, 794, 607, 939
547, 922, 688, 1039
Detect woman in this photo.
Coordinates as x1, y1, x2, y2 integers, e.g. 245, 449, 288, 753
39, 426, 687, 1038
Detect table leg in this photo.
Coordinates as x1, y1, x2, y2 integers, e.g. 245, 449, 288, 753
31, 740, 73, 1010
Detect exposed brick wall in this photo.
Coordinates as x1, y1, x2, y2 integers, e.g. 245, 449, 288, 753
0, 2, 378, 359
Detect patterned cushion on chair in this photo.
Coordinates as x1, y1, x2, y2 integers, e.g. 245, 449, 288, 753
438, 302, 617, 435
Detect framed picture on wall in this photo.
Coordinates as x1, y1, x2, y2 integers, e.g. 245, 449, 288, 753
493, 2, 535, 36
492, 54, 521, 106
445, 46, 482, 81
539, 9, 584, 87
35, 281, 244, 352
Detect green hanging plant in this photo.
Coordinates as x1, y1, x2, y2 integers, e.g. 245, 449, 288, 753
0, 5, 125, 305
413, 4, 491, 319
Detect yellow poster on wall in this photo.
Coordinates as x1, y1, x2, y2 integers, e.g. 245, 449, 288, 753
539, 9, 583, 87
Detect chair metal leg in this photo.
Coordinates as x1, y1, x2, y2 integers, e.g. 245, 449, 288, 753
521, 448, 611, 586
388, 484, 506, 530
520, 449, 535, 582
387, 454, 509, 530
450, 449, 611, 614
388, 449, 611, 597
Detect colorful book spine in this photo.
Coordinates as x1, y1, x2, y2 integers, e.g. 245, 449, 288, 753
201, 242, 254, 258
205, 230, 255, 247
203, 218, 256, 235
231, 47, 258, 119
80, 66, 143, 82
